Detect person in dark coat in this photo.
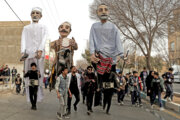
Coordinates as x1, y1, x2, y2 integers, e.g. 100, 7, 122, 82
84, 66, 97, 115
145, 71, 154, 105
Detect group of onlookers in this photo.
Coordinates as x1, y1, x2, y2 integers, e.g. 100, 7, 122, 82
0, 65, 24, 95
114, 67, 174, 111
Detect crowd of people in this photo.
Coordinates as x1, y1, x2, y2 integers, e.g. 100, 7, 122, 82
0, 65, 24, 94
0, 3, 175, 120
52, 63, 175, 119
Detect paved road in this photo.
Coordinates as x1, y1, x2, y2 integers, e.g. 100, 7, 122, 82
0, 89, 180, 120
174, 83, 180, 93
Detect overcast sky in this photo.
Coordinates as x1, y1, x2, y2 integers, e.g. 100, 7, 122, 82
0, 0, 95, 65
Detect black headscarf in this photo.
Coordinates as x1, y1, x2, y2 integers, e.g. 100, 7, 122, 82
146, 71, 154, 92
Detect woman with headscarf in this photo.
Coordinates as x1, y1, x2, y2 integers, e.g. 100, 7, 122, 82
146, 71, 154, 107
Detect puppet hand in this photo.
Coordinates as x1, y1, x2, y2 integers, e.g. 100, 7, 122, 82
91, 54, 100, 64
57, 93, 61, 99
70, 37, 76, 46
37, 50, 42, 59
35, 50, 42, 59
69, 94, 72, 98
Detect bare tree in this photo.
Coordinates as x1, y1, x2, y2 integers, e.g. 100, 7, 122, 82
90, 0, 180, 70
76, 59, 89, 70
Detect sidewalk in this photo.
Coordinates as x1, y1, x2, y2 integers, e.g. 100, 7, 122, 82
141, 92, 180, 114
0, 89, 179, 120
0, 81, 15, 94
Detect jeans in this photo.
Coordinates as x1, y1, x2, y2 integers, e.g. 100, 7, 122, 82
67, 92, 80, 112
12, 75, 16, 84
58, 92, 68, 116
118, 90, 125, 102
16, 84, 21, 93
87, 93, 94, 111
131, 91, 141, 105
151, 91, 163, 107
103, 89, 114, 113
29, 86, 38, 107
142, 80, 146, 92
164, 84, 173, 100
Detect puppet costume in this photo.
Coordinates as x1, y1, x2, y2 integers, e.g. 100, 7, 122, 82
21, 7, 48, 103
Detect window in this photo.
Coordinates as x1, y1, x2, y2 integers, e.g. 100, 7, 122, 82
170, 42, 175, 51
169, 25, 175, 33
177, 36, 180, 51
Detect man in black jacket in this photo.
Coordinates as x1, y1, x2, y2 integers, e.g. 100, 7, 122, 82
24, 63, 41, 110
84, 66, 97, 115
140, 67, 148, 92
15, 73, 22, 94
162, 68, 174, 101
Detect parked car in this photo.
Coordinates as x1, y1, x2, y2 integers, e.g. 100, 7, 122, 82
174, 72, 180, 83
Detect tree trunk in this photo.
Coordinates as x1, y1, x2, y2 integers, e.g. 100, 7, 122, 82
146, 55, 151, 71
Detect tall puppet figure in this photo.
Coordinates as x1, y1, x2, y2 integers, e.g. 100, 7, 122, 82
21, 7, 48, 109
50, 22, 78, 75
89, 4, 124, 114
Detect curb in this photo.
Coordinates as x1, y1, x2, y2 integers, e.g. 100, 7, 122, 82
174, 92, 180, 97
140, 92, 180, 113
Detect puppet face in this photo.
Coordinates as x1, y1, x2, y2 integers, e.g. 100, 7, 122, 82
71, 66, 77, 73
58, 22, 71, 38
31, 10, 42, 23
97, 5, 109, 20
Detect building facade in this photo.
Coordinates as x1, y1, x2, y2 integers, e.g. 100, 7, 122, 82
0, 21, 30, 73
168, 8, 180, 65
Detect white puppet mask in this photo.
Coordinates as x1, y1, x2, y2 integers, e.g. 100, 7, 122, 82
97, 4, 109, 20
31, 7, 42, 23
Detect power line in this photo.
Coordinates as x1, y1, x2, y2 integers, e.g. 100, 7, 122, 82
39, 0, 57, 29
3, 0, 25, 25
52, 0, 61, 22
46, 0, 59, 26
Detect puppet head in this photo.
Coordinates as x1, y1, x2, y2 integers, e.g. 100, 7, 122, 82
58, 22, 71, 38
31, 7, 42, 23
97, 4, 109, 22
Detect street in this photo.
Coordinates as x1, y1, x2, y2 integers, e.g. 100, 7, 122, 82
0, 89, 180, 120
174, 83, 180, 93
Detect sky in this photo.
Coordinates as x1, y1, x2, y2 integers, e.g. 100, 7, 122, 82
0, 0, 95, 65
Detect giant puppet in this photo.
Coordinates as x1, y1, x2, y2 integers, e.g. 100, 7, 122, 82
89, 4, 124, 114
21, 7, 48, 107
50, 22, 78, 76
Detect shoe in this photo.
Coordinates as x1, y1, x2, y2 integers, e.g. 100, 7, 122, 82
74, 104, 77, 111
106, 111, 111, 115
151, 105, 154, 109
33, 105, 37, 110
87, 111, 91, 115
168, 98, 172, 102
63, 114, 70, 119
34, 106, 37, 110
57, 112, 62, 120
139, 103, 143, 107
121, 102, 124, 105
90, 109, 93, 113
160, 107, 165, 111
66, 111, 71, 115
135, 103, 138, 107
